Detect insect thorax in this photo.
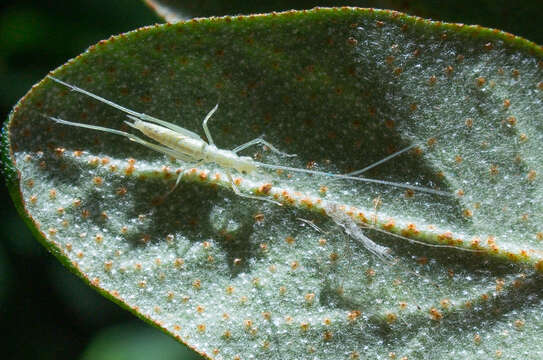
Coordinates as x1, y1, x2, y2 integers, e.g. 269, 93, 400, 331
204, 145, 256, 174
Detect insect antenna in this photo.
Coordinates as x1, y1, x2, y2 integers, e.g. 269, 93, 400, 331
255, 162, 451, 197
48, 76, 203, 140
344, 143, 419, 176
345, 127, 457, 177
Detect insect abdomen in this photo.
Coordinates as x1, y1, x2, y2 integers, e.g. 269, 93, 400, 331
133, 120, 206, 159
204, 146, 257, 174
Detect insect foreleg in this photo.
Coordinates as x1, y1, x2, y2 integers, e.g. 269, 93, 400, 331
160, 165, 192, 201
225, 170, 281, 205
232, 137, 297, 157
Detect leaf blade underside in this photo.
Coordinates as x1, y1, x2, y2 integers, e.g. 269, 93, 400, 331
4, 8, 543, 360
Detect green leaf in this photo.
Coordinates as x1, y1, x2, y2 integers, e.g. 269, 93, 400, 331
4, 8, 543, 359
145, 0, 543, 44
143, 0, 390, 22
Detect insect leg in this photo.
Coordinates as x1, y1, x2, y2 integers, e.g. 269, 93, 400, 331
150, 170, 185, 206
232, 138, 297, 157
201, 104, 219, 145
159, 160, 205, 201
325, 203, 393, 262
225, 170, 282, 205
297, 218, 325, 233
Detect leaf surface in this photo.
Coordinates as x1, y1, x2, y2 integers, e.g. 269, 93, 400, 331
4, 8, 543, 359
145, 0, 543, 44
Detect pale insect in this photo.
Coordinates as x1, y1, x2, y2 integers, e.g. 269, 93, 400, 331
45, 76, 450, 204
300, 201, 480, 265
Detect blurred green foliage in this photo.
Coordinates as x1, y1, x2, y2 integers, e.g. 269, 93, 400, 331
80, 323, 203, 360
1, 1, 542, 359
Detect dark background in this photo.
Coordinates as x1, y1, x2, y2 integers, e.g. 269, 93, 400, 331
1, 1, 541, 359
